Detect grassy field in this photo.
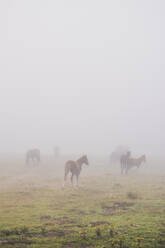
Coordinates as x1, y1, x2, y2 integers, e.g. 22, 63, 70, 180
0, 157, 165, 248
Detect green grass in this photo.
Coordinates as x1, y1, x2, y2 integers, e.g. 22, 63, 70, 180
0, 169, 165, 247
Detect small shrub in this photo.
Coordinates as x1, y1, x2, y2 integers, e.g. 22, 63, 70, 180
113, 183, 121, 189
136, 237, 144, 248
1, 229, 11, 236
79, 229, 87, 239
127, 191, 138, 200
119, 239, 124, 248
21, 226, 29, 234
0, 227, 29, 236
41, 226, 46, 235
95, 227, 101, 237
109, 228, 114, 237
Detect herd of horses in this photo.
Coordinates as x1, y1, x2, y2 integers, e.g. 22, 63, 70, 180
26, 148, 146, 186
120, 151, 146, 174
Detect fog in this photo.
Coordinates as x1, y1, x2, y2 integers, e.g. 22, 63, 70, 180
0, 0, 164, 156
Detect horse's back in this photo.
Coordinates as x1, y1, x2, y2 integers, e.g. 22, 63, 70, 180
27, 149, 40, 155
65, 160, 77, 170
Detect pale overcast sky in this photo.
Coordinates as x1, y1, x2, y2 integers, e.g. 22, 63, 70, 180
0, 0, 164, 155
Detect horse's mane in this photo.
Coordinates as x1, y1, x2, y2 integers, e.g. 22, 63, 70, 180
77, 155, 85, 164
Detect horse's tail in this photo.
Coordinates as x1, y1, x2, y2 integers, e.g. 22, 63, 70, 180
64, 163, 70, 181
62, 162, 70, 187
120, 156, 123, 174
120, 155, 126, 174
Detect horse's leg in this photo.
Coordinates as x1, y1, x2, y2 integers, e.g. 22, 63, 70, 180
123, 164, 126, 174
38, 155, 41, 164
121, 159, 125, 175
121, 161, 123, 174
63, 167, 69, 187
76, 174, 79, 186
70, 173, 74, 186
123, 161, 126, 174
26, 155, 29, 166
32, 157, 35, 167
35, 156, 39, 166
38, 157, 40, 166
35, 158, 37, 166
37, 155, 40, 166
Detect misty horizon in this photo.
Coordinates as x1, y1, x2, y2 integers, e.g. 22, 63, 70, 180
0, 0, 164, 156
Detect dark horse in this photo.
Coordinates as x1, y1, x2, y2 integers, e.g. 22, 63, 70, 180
109, 146, 130, 165
125, 155, 146, 174
120, 151, 131, 174
26, 149, 41, 165
63, 155, 89, 187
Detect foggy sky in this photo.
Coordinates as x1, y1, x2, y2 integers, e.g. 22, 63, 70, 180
0, 0, 165, 155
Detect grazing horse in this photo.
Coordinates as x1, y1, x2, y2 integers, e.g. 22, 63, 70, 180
63, 155, 89, 187
26, 149, 41, 165
125, 155, 146, 174
120, 151, 131, 174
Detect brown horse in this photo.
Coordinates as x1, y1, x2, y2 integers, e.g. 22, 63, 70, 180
125, 154, 146, 174
63, 155, 89, 187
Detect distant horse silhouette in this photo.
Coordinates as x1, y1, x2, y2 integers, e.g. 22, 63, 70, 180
120, 151, 131, 174
63, 155, 89, 187
53, 146, 60, 161
26, 149, 40, 165
125, 155, 146, 174
109, 146, 130, 165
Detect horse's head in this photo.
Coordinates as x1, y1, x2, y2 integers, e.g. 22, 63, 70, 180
141, 154, 146, 163
82, 155, 89, 166
77, 155, 89, 167
126, 151, 131, 158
